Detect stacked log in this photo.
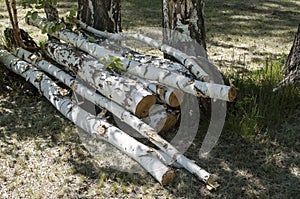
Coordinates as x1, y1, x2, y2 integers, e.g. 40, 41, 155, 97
28, 16, 236, 102
0, 16, 237, 189
0, 50, 175, 185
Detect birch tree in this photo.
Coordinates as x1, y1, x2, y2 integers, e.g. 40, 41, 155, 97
276, 24, 300, 89
78, 0, 121, 33
162, 0, 206, 57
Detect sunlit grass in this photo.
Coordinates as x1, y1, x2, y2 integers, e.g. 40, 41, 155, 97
225, 56, 300, 139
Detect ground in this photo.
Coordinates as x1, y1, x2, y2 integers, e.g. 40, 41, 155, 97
0, 0, 299, 198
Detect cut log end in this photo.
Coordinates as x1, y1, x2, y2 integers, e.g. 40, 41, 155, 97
166, 89, 184, 108
228, 86, 237, 102
161, 169, 176, 185
160, 113, 179, 133
135, 95, 157, 118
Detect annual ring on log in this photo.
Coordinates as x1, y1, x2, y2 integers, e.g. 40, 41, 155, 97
135, 95, 157, 118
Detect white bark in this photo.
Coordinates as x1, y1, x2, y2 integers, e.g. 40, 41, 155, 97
45, 42, 156, 118
79, 20, 209, 81
143, 104, 179, 133
13, 48, 179, 167
125, 74, 184, 107
27, 17, 236, 102
12, 48, 213, 184
0, 49, 175, 185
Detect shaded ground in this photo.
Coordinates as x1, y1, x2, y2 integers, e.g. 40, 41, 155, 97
0, 0, 299, 198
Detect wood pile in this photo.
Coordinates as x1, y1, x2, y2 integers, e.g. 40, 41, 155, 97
0, 16, 236, 189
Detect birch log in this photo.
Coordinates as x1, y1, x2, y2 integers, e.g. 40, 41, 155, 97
14, 48, 181, 170
44, 42, 156, 118
125, 74, 184, 107
143, 104, 179, 133
0, 49, 175, 185
13, 48, 215, 186
79, 21, 210, 81
27, 17, 236, 102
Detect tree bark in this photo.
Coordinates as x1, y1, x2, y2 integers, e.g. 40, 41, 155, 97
78, 0, 121, 33
125, 74, 184, 107
79, 20, 210, 81
143, 104, 179, 133
44, 0, 59, 41
5, 0, 24, 48
0, 49, 176, 185
162, 0, 207, 56
27, 16, 235, 101
23, 17, 224, 186
277, 24, 300, 88
13, 48, 179, 166
45, 42, 156, 118
10, 47, 214, 185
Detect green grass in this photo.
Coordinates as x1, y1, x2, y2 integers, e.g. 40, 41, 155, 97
225, 56, 300, 139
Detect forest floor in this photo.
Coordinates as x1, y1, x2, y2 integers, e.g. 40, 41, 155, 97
0, 0, 300, 198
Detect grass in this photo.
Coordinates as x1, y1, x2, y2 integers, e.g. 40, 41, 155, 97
0, 0, 300, 198
226, 56, 300, 139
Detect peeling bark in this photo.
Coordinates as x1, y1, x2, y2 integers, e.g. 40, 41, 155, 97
14, 48, 182, 169
0, 49, 175, 185
80, 20, 209, 81
45, 42, 156, 118
10, 48, 213, 184
28, 17, 235, 102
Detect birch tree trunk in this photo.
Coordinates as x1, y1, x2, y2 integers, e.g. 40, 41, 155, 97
162, 0, 207, 56
13, 48, 181, 168
45, 42, 156, 118
143, 104, 179, 133
276, 24, 300, 89
44, 0, 59, 41
8, 48, 217, 186
78, 0, 121, 33
28, 16, 235, 102
79, 21, 210, 81
125, 74, 184, 107
0, 49, 175, 185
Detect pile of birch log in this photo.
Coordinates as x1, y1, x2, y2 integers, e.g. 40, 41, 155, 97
0, 16, 236, 189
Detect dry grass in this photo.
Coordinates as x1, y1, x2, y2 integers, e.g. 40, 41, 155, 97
0, 0, 299, 198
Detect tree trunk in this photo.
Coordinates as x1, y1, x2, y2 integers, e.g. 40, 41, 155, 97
79, 20, 210, 81
13, 48, 180, 166
45, 42, 156, 118
9, 47, 214, 186
28, 16, 235, 101
162, 0, 207, 56
44, 0, 59, 41
277, 24, 300, 88
78, 0, 121, 33
143, 104, 179, 133
0, 49, 176, 185
5, 0, 24, 48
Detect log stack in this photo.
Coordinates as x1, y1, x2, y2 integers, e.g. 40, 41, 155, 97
0, 16, 237, 189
